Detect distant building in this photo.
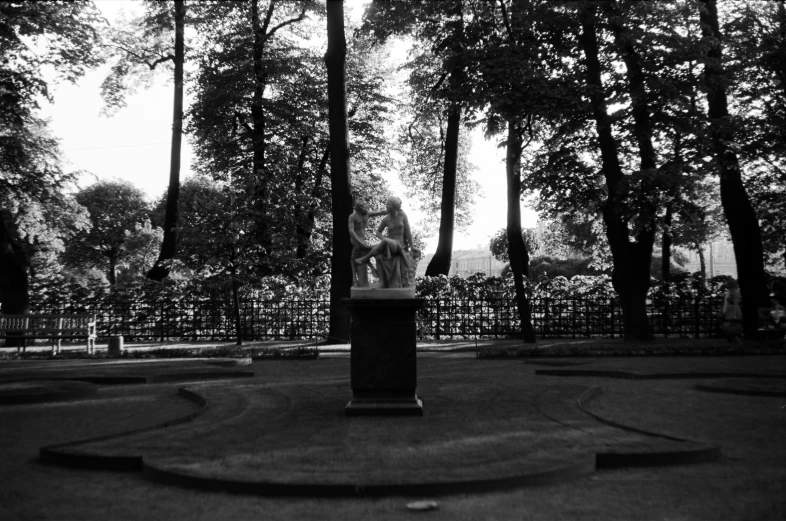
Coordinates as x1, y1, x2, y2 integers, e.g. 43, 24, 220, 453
416, 245, 507, 278
678, 240, 738, 278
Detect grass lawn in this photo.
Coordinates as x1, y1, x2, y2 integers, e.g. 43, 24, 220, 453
0, 342, 783, 520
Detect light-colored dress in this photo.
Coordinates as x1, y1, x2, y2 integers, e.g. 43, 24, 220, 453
722, 288, 742, 336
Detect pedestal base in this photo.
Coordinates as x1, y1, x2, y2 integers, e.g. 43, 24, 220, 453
345, 394, 424, 416
343, 298, 424, 417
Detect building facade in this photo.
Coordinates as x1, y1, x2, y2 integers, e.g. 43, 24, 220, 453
678, 240, 738, 278
415, 246, 507, 278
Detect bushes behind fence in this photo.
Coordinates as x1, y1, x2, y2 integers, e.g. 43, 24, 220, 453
16, 271, 772, 342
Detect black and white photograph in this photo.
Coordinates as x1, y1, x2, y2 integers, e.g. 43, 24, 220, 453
1, 0, 784, 519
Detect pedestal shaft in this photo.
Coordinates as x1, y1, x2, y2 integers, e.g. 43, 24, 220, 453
343, 298, 424, 416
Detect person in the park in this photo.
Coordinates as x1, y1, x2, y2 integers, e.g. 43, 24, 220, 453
355, 196, 420, 288
722, 278, 743, 343
348, 199, 387, 287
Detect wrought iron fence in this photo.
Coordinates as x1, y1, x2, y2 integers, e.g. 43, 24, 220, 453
419, 296, 724, 339
31, 295, 724, 342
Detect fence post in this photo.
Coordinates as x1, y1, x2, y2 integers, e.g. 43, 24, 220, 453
694, 296, 700, 339
275, 301, 280, 341
160, 302, 165, 343
610, 299, 615, 339
436, 299, 441, 340
663, 299, 669, 337
582, 300, 592, 338
572, 298, 577, 339
251, 300, 256, 342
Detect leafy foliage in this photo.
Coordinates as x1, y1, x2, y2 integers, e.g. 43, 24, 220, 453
185, 1, 392, 281
0, 1, 104, 317
396, 48, 480, 236
99, 0, 180, 114
64, 180, 154, 284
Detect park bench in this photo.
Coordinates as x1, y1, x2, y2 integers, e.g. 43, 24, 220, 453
0, 314, 97, 354
756, 307, 785, 347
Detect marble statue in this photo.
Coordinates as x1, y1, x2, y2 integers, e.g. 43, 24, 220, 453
353, 196, 420, 290
348, 199, 387, 288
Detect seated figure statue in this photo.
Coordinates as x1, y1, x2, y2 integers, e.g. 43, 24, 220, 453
348, 199, 387, 288
355, 196, 420, 289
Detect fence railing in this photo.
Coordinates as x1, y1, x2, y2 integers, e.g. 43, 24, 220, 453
29, 295, 725, 343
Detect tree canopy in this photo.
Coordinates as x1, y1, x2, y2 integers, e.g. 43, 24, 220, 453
5, 0, 785, 343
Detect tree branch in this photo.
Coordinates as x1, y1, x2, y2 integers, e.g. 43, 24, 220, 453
497, 0, 516, 46
265, 5, 308, 39
110, 43, 174, 70
430, 71, 449, 95
260, 0, 276, 38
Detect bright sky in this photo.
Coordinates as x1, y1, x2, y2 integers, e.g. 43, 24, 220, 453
39, 0, 537, 255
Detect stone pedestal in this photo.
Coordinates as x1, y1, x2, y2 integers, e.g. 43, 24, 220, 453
343, 298, 424, 416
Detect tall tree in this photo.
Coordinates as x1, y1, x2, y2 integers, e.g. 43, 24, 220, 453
0, 1, 103, 321
363, 0, 477, 276
425, 0, 465, 277
148, 0, 186, 281
577, 3, 658, 339
505, 121, 536, 341
248, 0, 307, 262
723, 0, 786, 272
398, 99, 478, 240
462, 0, 575, 342
100, 0, 188, 281
325, 0, 354, 343
699, 0, 769, 333
186, 1, 391, 286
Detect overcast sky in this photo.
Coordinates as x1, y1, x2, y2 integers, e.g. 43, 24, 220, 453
38, 0, 537, 255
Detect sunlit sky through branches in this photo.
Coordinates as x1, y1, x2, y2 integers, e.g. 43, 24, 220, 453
39, 0, 537, 255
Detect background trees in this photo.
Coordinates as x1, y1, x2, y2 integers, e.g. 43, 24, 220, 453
699, 0, 770, 334
5, 0, 785, 343
0, 1, 103, 322
65, 180, 154, 285
362, 0, 481, 278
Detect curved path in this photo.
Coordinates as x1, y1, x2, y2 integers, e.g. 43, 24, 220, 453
28, 357, 722, 497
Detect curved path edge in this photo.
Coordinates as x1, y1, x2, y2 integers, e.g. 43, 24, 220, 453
39, 387, 208, 471
577, 387, 721, 468
141, 456, 597, 498
695, 383, 786, 397
39, 385, 722, 496
536, 369, 785, 380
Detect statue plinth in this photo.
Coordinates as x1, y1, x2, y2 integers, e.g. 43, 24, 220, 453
350, 286, 415, 299
342, 297, 424, 416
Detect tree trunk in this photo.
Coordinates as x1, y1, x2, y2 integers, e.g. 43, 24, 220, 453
662, 204, 673, 283
147, 0, 185, 282
425, 103, 460, 276
325, 0, 353, 344
579, 5, 654, 340
251, 0, 271, 258
696, 243, 707, 281
425, 0, 464, 277
699, 0, 769, 335
0, 215, 29, 347
297, 144, 329, 262
108, 253, 117, 286
294, 136, 310, 260
505, 121, 535, 343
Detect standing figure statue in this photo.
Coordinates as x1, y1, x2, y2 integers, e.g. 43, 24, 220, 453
348, 199, 386, 287
355, 196, 420, 288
